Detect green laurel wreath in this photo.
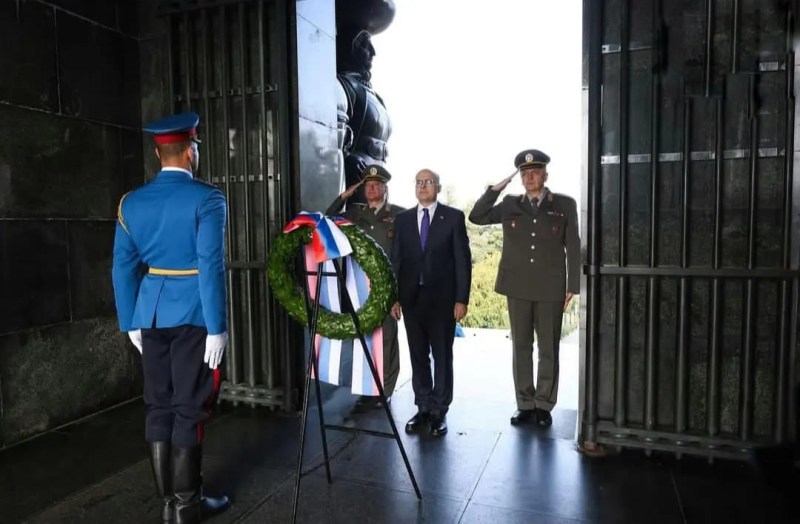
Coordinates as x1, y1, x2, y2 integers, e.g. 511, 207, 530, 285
267, 224, 397, 340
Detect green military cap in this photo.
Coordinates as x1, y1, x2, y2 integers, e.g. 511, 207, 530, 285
362, 164, 392, 183
514, 149, 550, 170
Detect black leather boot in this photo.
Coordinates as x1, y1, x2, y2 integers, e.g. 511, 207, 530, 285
171, 446, 230, 524
149, 441, 175, 523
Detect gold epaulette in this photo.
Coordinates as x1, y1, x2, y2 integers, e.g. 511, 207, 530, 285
117, 192, 132, 234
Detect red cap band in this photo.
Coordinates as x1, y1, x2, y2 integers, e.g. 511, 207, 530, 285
153, 128, 197, 144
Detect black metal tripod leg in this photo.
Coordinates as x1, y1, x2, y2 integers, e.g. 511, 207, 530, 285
331, 261, 423, 500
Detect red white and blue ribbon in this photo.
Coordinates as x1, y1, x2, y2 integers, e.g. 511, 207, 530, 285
284, 211, 353, 262
306, 250, 343, 385
345, 256, 383, 396
292, 211, 383, 395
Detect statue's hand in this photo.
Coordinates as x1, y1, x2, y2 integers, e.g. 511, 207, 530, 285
345, 154, 367, 176
491, 170, 518, 192
341, 179, 365, 199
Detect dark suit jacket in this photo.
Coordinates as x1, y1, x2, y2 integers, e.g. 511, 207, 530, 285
391, 202, 472, 310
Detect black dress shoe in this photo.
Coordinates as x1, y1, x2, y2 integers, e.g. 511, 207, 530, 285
536, 408, 553, 427
510, 409, 535, 425
374, 395, 391, 408
200, 494, 231, 519
353, 396, 376, 411
405, 412, 428, 433
430, 416, 448, 437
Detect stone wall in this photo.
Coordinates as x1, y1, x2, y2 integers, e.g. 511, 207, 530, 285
0, 0, 145, 447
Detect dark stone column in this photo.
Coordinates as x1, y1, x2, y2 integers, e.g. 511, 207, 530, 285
293, 0, 341, 213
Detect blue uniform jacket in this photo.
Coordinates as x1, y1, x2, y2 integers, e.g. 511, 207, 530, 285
112, 168, 228, 334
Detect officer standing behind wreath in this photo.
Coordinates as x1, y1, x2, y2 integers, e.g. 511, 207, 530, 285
326, 164, 406, 409
112, 112, 230, 523
469, 150, 580, 428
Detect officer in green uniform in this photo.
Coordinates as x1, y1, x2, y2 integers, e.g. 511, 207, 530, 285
469, 149, 580, 427
326, 164, 406, 408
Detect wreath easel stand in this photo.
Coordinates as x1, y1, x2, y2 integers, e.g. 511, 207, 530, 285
273, 223, 421, 523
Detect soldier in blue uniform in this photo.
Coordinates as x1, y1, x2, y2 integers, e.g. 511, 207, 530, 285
469, 150, 580, 428
112, 112, 230, 523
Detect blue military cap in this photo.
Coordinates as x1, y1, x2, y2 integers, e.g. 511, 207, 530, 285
514, 149, 550, 170
143, 112, 201, 144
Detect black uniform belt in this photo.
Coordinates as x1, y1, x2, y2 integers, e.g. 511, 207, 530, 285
149, 267, 199, 276
356, 137, 388, 161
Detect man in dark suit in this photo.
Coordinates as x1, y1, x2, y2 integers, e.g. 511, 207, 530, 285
469, 149, 580, 428
390, 169, 472, 437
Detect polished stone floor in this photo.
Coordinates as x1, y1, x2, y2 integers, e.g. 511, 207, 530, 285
1, 330, 797, 523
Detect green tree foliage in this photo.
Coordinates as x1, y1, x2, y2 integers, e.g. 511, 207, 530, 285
467, 221, 504, 265
463, 217, 507, 329
561, 296, 580, 338
462, 250, 509, 329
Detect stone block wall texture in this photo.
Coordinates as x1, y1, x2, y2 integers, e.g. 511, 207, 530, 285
0, 0, 147, 447
0, 0, 345, 445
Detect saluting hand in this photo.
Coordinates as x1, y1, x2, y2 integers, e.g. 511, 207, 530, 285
341, 178, 365, 200
490, 170, 518, 192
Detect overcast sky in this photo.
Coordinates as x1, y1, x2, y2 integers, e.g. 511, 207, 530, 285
370, 0, 583, 208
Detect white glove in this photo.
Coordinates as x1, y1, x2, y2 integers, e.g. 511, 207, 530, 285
128, 330, 143, 354
204, 332, 228, 369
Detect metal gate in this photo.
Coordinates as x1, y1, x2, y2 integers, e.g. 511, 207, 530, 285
161, 0, 296, 410
582, 0, 799, 459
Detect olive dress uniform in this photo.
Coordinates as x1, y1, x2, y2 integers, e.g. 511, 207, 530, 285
469, 149, 580, 421
325, 165, 406, 400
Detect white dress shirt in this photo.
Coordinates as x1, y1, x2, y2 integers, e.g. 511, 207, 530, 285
526, 187, 549, 207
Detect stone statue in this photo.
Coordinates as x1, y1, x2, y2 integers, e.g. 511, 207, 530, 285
336, 0, 395, 206
336, 70, 350, 197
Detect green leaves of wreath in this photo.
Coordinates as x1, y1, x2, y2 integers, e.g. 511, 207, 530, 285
267, 224, 397, 340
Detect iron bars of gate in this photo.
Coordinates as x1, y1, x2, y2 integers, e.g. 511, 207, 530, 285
581, 0, 799, 460
161, 0, 296, 410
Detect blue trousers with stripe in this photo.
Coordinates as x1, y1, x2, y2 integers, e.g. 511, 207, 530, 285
141, 325, 218, 448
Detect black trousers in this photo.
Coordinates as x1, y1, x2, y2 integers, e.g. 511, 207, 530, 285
403, 287, 456, 416
142, 325, 219, 448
